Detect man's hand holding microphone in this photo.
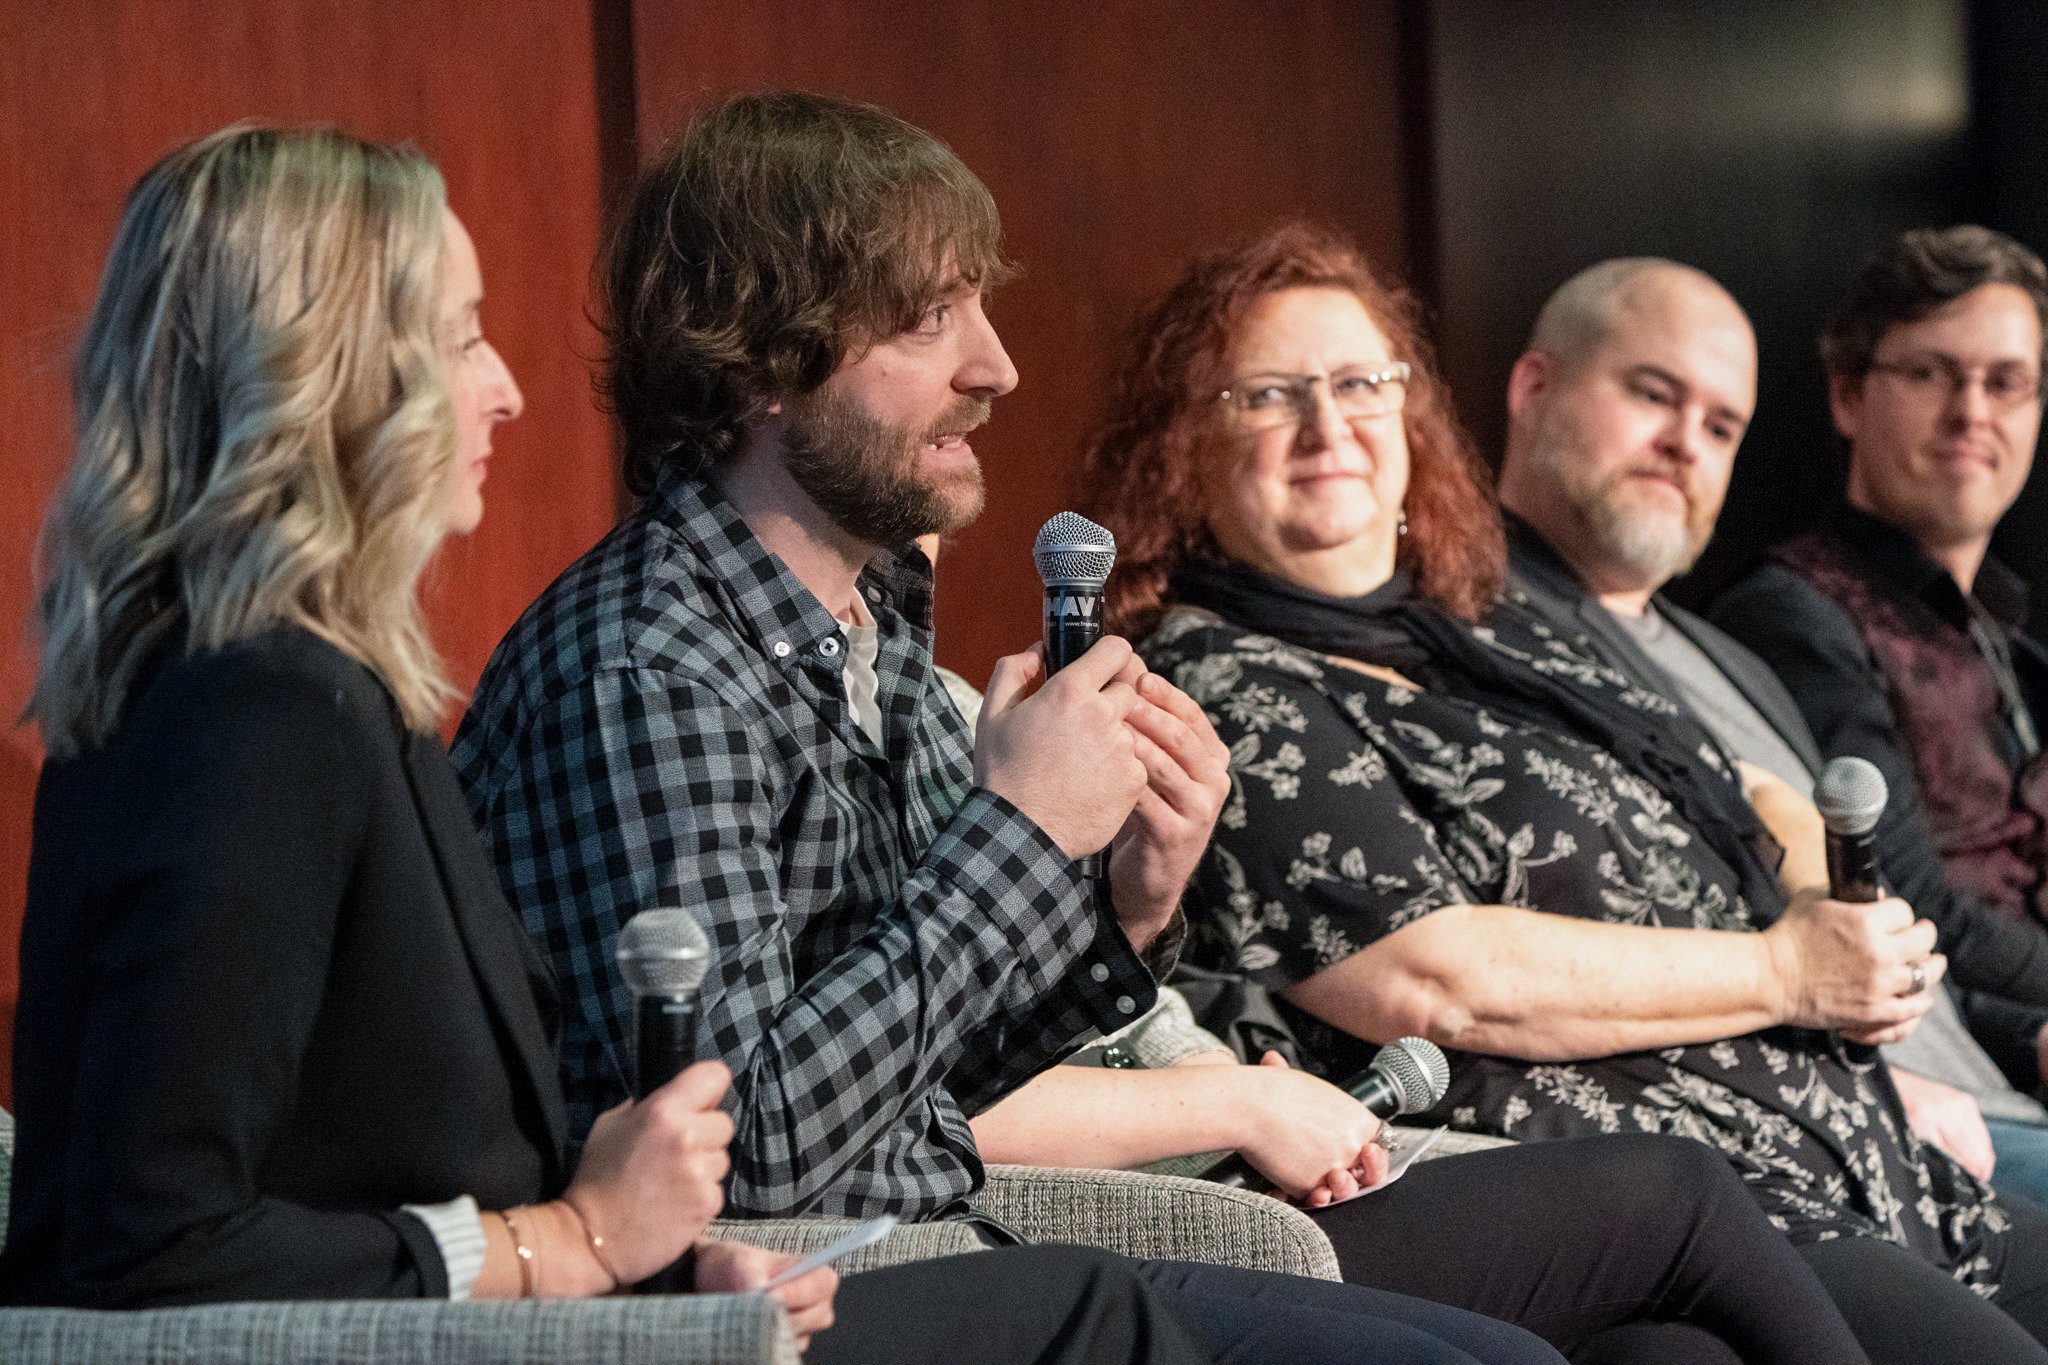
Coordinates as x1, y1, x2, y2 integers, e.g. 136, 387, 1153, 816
973, 514, 1229, 953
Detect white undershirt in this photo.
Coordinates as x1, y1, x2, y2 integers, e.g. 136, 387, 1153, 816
839, 593, 883, 745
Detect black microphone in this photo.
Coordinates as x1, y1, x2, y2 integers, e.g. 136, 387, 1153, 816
1815, 756, 1888, 904
1207, 1036, 1452, 1190
616, 908, 712, 1098
1032, 512, 1118, 876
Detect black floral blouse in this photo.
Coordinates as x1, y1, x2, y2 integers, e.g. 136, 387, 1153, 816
1145, 599, 2011, 1289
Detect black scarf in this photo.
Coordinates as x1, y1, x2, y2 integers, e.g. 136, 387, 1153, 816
1172, 557, 1786, 921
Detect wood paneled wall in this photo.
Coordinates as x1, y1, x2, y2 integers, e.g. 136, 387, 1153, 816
0, 1, 622, 1100
630, 0, 1416, 683
0, 0, 1415, 1100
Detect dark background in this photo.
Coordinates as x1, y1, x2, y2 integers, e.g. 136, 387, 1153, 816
2, 0, 2044, 1095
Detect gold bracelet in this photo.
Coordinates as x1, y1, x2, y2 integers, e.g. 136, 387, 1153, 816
501, 1208, 538, 1298
561, 1198, 623, 1292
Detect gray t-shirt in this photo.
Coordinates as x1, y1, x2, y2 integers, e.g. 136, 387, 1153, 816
1611, 605, 1814, 798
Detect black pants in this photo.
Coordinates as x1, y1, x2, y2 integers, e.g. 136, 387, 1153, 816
813, 1243, 1564, 1364
815, 1245, 1213, 1364
1796, 1189, 2048, 1365
1306, 1134, 1866, 1365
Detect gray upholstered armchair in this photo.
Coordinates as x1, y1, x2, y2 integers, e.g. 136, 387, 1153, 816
700, 984, 1515, 1287
0, 1111, 800, 1364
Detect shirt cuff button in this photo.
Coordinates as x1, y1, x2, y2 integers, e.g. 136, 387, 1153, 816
1115, 995, 1136, 1014
1089, 963, 1110, 983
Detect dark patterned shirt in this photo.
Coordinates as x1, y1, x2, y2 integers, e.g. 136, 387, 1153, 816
454, 469, 1157, 1219
1146, 600, 2012, 1289
1715, 502, 2048, 932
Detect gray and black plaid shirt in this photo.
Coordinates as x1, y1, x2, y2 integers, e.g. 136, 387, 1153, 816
454, 469, 1159, 1219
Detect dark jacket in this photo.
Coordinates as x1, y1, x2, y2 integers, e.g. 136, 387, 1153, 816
1506, 515, 2048, 1086
1505, 513, 1823, 774
1, 627, 569, 1307
1716, 502, 2048, 928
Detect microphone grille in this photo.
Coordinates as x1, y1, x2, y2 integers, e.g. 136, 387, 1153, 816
1377, 1036, 1451, 1113
616, 909, 711, 997
1032, 511, 1117, 588
1815, 756, 1888, 837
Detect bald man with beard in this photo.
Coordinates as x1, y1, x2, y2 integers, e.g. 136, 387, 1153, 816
1495, 257, 2048, 1207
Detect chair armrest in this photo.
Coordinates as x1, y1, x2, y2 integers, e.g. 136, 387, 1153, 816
0, 1293, 795, 1364
705, 1217, 987, 1276
1389, 1125, 1515, 1161
978, 1164, 1341, 1281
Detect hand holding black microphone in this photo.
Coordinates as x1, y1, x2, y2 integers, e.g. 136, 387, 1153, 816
1761, 757, 1944, 1044
1002, 513, 1232, 950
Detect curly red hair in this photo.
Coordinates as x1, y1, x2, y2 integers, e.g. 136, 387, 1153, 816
1078, 222, 1503, 640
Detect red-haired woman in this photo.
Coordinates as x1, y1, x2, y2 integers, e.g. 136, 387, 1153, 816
1078, 223, 2048, 1363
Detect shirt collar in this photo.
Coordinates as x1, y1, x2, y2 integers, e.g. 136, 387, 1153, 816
647, 464, 936, 673
1503, 509, 1587, 599
1823, 498, 2029, 630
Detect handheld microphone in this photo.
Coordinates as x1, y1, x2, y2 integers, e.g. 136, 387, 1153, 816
1032, 512, 1118, 876
1208, 1036, 1451, 1190
1815, 756, 1888, 904
616, 909, 712, 1098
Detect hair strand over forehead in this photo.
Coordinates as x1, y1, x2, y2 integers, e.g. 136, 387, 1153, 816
599, 90, 1012, 497
1823, 225, 2048, 380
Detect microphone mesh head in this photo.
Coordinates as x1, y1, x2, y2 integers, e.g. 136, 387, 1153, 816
1032, 511, 1117, 588
1815, 756, 1888, 837
1377, 1036, 1451, 1113
616, 909, 711, 996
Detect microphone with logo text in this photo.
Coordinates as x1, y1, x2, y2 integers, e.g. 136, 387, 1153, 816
616, 909, 712, 1099
1205, 1036, 1452, 1192
1033, 511, 1118, 877
1815, 756, 1888, 905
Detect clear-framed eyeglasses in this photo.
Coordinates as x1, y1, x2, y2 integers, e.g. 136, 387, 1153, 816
1217, 363, 1412, 431
1866, 352, 2043, 411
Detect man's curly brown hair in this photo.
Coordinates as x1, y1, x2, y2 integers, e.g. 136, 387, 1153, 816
601, 90, 1013, 497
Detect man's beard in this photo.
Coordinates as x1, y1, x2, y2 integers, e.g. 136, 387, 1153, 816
1531, 419, 1711, 587
780, 386, 988, 548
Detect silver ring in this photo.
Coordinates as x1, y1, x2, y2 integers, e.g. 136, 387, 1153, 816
1908, 961, 1929, 994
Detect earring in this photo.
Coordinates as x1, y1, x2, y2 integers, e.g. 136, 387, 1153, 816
1397, 510, 1410, 537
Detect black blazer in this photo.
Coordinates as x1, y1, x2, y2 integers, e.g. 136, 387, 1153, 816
1504, 513, 1826, 775
1, 627, 570, 1307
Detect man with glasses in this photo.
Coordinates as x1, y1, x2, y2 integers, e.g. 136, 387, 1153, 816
1713, 225, 2048, 1190
1497, 253, 2048, 1204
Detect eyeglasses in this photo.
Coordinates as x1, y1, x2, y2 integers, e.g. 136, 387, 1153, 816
1867, 353, 2043, 411
1217, 363, 1412, 431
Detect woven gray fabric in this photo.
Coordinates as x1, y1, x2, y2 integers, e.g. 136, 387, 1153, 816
0, 1295, 796, 1364
1091, 988, 1230, 1069
704, 1218, 987, 1276
978, 1164, 1341, 1281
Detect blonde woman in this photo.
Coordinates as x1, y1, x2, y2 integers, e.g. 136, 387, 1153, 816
0, 126, 1228, 1365
0, 120, 784, 1314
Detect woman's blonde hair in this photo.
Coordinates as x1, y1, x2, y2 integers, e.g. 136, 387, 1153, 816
29, 125, 458, 756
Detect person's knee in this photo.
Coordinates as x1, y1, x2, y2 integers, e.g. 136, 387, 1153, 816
1553, 1133, 1746, 1220
999, 1243, 1146, 1297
